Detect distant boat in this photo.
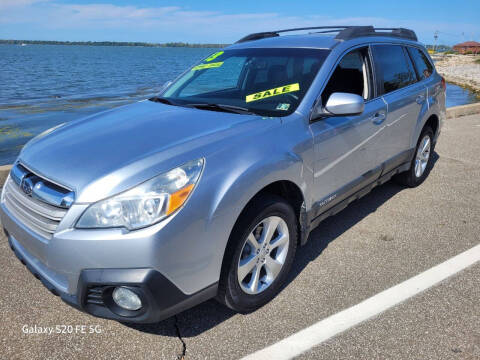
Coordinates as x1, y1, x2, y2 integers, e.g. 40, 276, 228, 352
20, 43, 27, 46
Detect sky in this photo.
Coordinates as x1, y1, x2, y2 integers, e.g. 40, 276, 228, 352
1, 0, 479, 45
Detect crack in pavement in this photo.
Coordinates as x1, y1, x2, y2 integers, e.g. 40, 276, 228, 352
174, 315, 187, 360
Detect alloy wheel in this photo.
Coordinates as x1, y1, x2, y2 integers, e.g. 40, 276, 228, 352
414, 135, 431, 178
237, 216, 290, 294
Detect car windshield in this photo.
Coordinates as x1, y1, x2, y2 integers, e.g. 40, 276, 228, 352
160, 48, 330, 117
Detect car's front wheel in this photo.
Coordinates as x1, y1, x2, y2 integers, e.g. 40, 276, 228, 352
217, 194, 297, 313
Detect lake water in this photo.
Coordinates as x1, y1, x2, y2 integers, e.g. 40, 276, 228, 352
0, 44, 478, 165
445, 83, 479, 108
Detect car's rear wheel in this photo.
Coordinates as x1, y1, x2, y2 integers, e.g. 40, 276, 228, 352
217, 194, 297, 313
395, 126, 434, 187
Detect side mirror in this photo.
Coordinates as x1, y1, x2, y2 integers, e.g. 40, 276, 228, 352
311, 92, 365, 120
324, 92, 365, 116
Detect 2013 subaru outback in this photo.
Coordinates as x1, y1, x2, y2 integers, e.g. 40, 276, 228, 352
1, 26, 445, 323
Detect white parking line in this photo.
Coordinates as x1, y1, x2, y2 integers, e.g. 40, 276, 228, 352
242, 243, 480, 360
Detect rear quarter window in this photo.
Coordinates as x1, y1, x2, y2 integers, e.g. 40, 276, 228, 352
372, 45, 416, 94
407, 47, 434, 80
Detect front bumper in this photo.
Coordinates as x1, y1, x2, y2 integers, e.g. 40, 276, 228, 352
5, 230, 217, 323
1, 200, 218, 323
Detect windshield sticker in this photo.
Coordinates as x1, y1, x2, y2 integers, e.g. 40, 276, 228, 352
246, 83, 300, 103
204, 51, 224, 62
191, 61, 224, 71
276, 103, 291, 111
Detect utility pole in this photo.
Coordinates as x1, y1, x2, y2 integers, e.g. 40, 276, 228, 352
434, 31, 439, 53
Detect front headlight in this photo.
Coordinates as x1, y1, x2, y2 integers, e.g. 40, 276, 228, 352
76, 159, 204, 230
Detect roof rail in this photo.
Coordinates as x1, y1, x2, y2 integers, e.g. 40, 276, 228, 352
235, 26, 349, 43
235, 26, 417, 43
335, 26, 417, 41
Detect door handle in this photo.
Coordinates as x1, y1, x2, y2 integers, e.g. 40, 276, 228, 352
416, 94, 426, 104
371, 112, 386, 125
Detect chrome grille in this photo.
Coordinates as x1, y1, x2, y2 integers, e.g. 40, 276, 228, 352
2, 164, 73, 239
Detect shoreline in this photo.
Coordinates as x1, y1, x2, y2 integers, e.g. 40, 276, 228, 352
444, 78, 480, 99
434, 54, 480, 99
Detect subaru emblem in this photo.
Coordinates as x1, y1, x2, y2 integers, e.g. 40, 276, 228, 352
21, 177, 34, 196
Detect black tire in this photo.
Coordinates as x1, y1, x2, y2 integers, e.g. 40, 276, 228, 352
217, 194, 298, 313
395, 126, 435, 187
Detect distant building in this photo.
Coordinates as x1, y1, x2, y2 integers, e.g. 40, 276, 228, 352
453, 41, 480, 54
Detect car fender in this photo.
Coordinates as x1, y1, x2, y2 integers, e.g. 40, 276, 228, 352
201, 146, 308, 270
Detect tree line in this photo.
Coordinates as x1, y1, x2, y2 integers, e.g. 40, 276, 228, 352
0, 40, 227, 48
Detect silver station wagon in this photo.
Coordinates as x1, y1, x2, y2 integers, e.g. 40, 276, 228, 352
1, 26, 445, 323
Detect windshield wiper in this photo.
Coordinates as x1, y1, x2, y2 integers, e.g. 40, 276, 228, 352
150, 98, 256, 115
186, 103, 255, 115
149, 96, 178, 106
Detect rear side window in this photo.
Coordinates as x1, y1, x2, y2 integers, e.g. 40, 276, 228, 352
407, 47, 434, 80
372, 45, 416, 94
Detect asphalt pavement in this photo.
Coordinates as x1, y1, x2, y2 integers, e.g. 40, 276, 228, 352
1, 114, 479, 359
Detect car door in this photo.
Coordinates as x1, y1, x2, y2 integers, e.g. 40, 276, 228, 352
309, 46, 387, 218
371, 44, 426, 172
407, 45, 443, 138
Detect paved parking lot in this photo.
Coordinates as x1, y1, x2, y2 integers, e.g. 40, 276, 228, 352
1, 114, 479, 360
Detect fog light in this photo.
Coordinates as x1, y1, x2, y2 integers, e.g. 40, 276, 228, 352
112, 287, 142, 311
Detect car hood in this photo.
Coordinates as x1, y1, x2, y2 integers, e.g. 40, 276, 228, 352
19, 100, 276, 203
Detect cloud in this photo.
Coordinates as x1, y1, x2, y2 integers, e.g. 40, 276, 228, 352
0, 0, 49, 10
62, 4, 181, 21
0, 1, 478, 44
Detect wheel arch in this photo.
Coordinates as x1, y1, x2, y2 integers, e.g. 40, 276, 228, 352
412, 111, 440, 150
235, 180, 306, 241
423, 114, 439, 141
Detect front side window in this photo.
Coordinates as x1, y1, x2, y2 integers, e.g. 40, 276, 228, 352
372, 45, 416, 94
322, 47, 372, 104
407, 47, 434, 80
161, 48, 330, 117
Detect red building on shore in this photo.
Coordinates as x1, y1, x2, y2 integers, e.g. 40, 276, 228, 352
453, 41, 480, 54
